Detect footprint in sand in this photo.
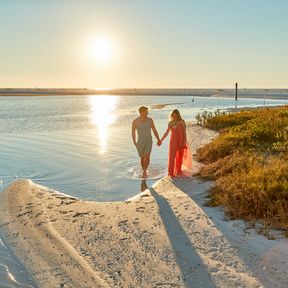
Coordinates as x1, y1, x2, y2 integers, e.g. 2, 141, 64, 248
136, 206, 145, 212
59, 210, 68, 214
118, 220, 129, 226
34, 212, 43, 218
132, 218, 140, 225
16, 211, 32, 217
72, 212, 90, 217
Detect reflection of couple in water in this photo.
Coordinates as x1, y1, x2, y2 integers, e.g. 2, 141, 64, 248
132, 106, 192, 179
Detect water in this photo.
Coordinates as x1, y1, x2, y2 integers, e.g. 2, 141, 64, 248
1, 94, 287, 201
0, 93, 288, 287
0, 236, 36, 287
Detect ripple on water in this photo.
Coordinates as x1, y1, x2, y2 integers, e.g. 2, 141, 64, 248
0, 236, 37, 288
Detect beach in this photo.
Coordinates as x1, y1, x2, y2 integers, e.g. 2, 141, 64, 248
2, 0, 288, 286
1, 124, 288, 287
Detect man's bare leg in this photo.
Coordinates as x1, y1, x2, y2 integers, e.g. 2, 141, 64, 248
142, 153, 150, 178
145, 154, 150, 171
140, 156, 146, 178
140, 156, 145, 170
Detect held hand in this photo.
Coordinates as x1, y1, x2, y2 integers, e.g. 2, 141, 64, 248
157, 139, 162, 146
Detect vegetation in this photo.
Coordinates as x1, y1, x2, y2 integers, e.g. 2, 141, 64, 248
196, 106, 288, 234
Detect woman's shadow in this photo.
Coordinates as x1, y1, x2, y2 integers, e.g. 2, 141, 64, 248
141, 179, 215, 287
149, 186, 216, 287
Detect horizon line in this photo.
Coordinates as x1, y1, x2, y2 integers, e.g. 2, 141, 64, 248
1, 87, 288, 90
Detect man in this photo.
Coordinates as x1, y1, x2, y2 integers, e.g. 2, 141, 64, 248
132, 106, 161, 178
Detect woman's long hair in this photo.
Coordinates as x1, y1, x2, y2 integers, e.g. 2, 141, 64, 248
170, 109, 183, 121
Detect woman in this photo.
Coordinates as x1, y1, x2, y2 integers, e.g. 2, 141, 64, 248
160, 109, 192, 177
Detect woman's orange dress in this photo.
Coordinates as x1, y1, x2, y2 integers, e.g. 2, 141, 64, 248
168, 122, 192, 176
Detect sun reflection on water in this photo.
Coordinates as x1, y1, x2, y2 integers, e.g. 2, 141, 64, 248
89, 95, 118, 154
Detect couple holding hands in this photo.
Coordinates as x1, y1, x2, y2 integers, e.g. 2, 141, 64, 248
132, 106, 192, 178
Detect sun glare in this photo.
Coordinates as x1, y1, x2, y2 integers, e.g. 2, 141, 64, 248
89, 96, 118, 154
88, 36, 114, 65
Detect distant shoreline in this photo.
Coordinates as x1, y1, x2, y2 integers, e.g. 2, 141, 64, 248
0, 88, 288, 99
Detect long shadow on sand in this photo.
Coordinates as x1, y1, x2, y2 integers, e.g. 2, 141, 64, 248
172, 177, 268, 285
150, 187, 216, 288
171, 178, 212, 209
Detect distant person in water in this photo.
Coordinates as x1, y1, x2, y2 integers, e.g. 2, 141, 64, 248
160, 109, 192, 177
132, 106, 161, 178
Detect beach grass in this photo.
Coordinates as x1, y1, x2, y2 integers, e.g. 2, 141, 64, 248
196, 106, 288, 234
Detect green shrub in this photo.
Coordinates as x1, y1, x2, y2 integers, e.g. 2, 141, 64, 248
197, 105, 288, 233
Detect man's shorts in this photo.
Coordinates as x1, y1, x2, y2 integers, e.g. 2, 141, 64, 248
136, 139, 152, 157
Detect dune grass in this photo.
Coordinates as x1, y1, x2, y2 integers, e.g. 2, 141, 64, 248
196, 106, 288, 234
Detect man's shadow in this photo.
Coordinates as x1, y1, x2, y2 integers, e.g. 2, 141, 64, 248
141, 180, 148, 192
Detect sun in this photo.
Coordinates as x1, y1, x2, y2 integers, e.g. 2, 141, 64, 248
88, 36, 113, 65
82, 32, 121, 68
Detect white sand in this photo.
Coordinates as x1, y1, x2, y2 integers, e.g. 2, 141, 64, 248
0, 124, 287, 287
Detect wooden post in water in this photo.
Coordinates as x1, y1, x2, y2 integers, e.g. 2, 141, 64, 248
235, 82, 238, 100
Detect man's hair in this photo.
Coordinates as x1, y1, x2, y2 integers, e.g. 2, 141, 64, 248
138, 106, 148, 113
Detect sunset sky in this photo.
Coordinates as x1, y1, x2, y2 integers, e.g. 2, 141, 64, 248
0, 0, 287, 89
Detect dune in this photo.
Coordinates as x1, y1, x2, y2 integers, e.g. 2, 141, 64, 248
1, 125, 284, 287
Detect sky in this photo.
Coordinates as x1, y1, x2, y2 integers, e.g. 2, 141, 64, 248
0, 0, 287, 89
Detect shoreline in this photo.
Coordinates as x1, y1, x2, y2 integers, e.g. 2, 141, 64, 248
0, 176, 263, 288
0, 88, 288, 100
0, 125, 287, 287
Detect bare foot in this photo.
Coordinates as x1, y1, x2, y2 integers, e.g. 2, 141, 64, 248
142, 171, 147, 178
175, 171, 185, 177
